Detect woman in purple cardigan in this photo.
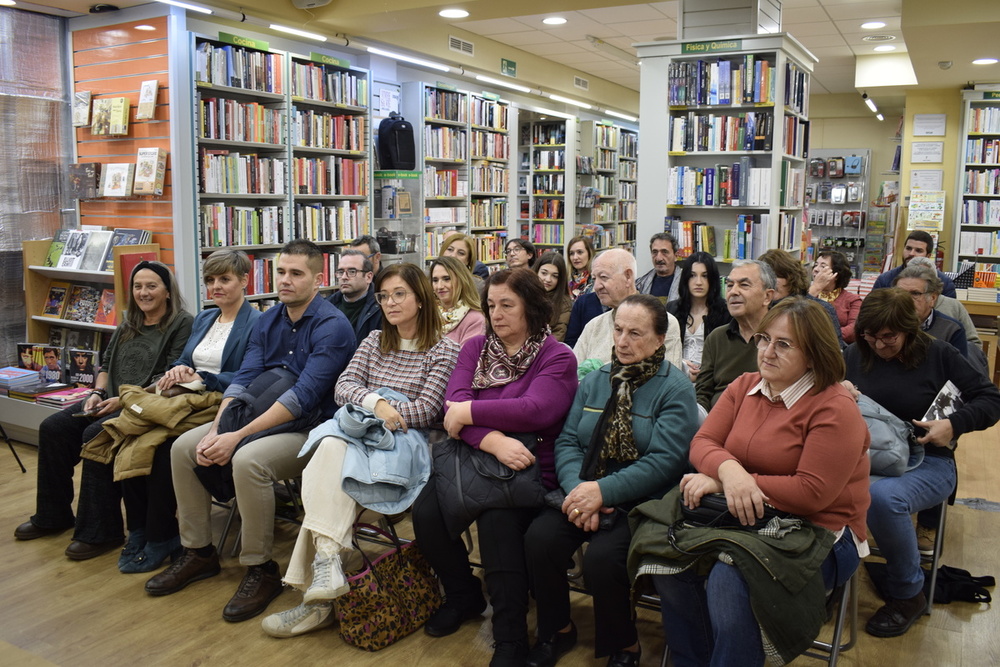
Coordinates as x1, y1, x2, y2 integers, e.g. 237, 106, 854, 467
413, 268, 578, 667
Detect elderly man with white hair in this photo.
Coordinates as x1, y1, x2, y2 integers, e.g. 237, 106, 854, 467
573, 248, 683, 371
906, 256, 981, 351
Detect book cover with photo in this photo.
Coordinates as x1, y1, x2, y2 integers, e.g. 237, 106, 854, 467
66, 348, 99, 388
64, 328, 101, 351
65, 285, 102, 323
80, 230, 115, 272
16, 343, 44, 371
37, 346, 65, 384
91, 98, 112, 136
41, 281, 71, 318
102, 227, 150, 271
57, 230, 90, 269
93, 289, 117, 326
100, 163, 135, 197
922, 381, 965, 423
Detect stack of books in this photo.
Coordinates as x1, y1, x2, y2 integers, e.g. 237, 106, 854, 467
0, 367, 41, 396
7, 382, 71, 402
36, 386, 93, 408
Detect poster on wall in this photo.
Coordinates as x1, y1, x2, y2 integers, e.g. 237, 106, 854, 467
910, 170, 943, 190
907, 189, 945, 231
911, 141, 944, 163
912, 114, 947, 136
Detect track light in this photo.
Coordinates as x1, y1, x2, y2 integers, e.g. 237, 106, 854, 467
876, 113, 884, 121
366, 47, 450, 73
548, 93, 592, 109
269, 24, 327, 41
862, 92, 878, 114
475, 75, 531, 94
605, 109, 638, 122
154, 0, 212, 14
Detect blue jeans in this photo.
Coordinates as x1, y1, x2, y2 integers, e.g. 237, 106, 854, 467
653, 533, 859, 667
868, 455, 956, 599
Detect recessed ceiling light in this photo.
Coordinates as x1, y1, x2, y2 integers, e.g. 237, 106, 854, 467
874, 45, 896, 52
861, 21, 886, 30
973, 58, 999, 65
543, 17, 567, 26
439, 9, 469, 19
135, 24, 156, 31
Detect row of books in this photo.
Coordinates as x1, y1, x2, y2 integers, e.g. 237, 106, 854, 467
293, 202, 369, 243
424, 126, 468, 161
424, 168, 465, 198
531, 198, 565, 220
528, 222, 565, 245
619, 201, 637, 221
667, 213, 770, 260
534, 173, 566, 195
470, 97, 509, 131
241, 251, 339, 296
468, 234, 506, 262
424, 89, 468, 123
199, 149, 287, 195
533, 150, 566, 171
959, 231, 1000, 257
526, 123, 565, 146
964, 137, 1000, 165
42, 282, 116, 326
292, 156, 369, 196
15, 344, 99, 387
963, 168, 1000, 195
471, 165, 509, 194
576, 186, 602, 210
669, 110, 774, 153
574, 224, 616, 249
668, 160, 769, 207
47, 325, 107, 353
620, 181, 637, 201
668, 56, 775, 107
69, 149, 167, 199
592, 203, 618, 223
593, 124, 619, 149
199, 97, 287, 144
289, 63, 368, 107
195, 41, 285, 94
424, 206, 466, 224
967, 106, 1000, 134
619, 160, 637, 180
46, 227, 152, 272
594, 175, 616, 197
961, 199, 1000, 225
469, 199, 507, 228
470, 129, 510, 160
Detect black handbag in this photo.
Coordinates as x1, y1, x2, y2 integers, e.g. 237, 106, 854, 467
432, 433, 546, 538
680, 492, 792, 530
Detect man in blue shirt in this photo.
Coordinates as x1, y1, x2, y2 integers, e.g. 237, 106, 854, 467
872, 230, 957, 298
146, 240, 356, 623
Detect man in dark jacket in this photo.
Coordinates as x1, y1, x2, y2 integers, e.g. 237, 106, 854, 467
328, 249, 381, 344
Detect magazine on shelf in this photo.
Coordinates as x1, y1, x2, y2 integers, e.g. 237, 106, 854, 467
93, 289, 116, 326
57, 230, 90, 269
16, 343, 44, 371
102, 228, 150, 272
37, 346, 65, 384
41, 281, 71, 318
72, 90, 92, 127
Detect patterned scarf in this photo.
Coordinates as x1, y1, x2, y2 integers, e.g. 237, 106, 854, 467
439, 304, 470, 334
472, 327, 551, 389
817, 288, 841, 303
582, 345, 666, 478
569, 270, 592, 299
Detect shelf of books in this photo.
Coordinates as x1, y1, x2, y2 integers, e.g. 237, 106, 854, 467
954, 89, 1000, 290
577, 120, 620, 251
193, 34, 371, 306
517, 112, 578, 254
468, 93, 511, 266
635, 34, 815, 263
402, 82, 469, 263
617, 128, 639, 251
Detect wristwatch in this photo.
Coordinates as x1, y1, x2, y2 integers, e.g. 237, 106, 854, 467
90, 388, 108, 399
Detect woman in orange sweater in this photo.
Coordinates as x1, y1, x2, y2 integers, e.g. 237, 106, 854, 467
653, 297, 871, 667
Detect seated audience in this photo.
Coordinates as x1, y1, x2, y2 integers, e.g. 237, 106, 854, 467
350, 234, 382, 276
261, 263, 459, 638
328, 249, 381, 345
144, 240, 356, 623
808, 250, 862, 343
695, 259, 774, 411
872, 230, 957, 297
842, 289, 1000, 637
505, 238, 537, 270
429, 256, 486, 346
574, 248, 682, 370
908, 256, 982, 351
441, 231, 489, 280
645, 297, 871, 666
666, 252, 732, 381
535, 251, 573, 342
566, 235, 595, 300
635, 232, 681, 303
893, 263, 968, 357
412, 269, 578, 667
525, 294, 698, 667
565, 289, 605, 348
14, 261, 193, 560
759, 249, 843, 347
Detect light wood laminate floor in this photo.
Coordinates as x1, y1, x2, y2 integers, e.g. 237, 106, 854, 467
1, 424, 997, 666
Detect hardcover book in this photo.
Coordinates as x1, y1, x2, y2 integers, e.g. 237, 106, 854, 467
65, 285, 102, 323
120, 251, 158, 285
80, 230, 115, 272
41, 281, 71, 318
36, 386, 93, 407
91, 98, 112, 136
72, 90, 92, 127
16, 343, 44, 371
102, 228, 149, 272
68, 163, 101, 200
107, 96, 130, 135
66, 348, 99, 388
93, 289, 117, 326
44, 229, 71, 267
36, 346, 65, 384
8, 382, 71, 400
133, 147, 167, 195
100, 163, 135, 197
136, 79, 158, 120
57, 230, 90, 269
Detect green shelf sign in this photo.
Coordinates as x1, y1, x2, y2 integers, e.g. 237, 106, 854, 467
375, 170, 421, 179
682, 39, 742, 54
984, 92, 1000, 100
219, 32, 269, 52
310, 52, 350, 68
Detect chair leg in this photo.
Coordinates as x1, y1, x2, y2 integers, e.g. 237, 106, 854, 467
0, 423, 27, 473
804, 568, 859, 665
216, 499, 240, 558
923, 499, 948, 616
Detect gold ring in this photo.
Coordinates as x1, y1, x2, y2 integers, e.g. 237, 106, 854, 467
572, 508, 581, 516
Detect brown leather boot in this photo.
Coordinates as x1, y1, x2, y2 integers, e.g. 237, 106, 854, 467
144, 546, 220, 596
222, 560, 284, 623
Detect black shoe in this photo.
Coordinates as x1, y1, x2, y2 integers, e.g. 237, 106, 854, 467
607, 649, 641, 667
14, 520, 72, 541
490, 640, 529, 667
424, 595, 488, 637
526, 623, 577, 667
865, 592, 927, 637
65, 538, 124, 561
222, 561, 285, 623
144, 547, 221, 596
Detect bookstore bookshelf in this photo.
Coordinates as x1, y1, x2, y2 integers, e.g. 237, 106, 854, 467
955, 89, 1000, 274
577, 119, 621, 250
517, 112, 578, 254
635, 34, 816, 264
468, 92, 511, 267
618, 128, 639, 251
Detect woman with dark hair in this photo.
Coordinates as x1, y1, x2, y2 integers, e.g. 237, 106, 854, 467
666, 252, 732, 382
809, 250, 861, 343
642, 297, 871, 666
567, 235, 595, 300
534, 251, 573, 342
525, 294, 698, 667
261, 263, 460, 638
842, 289, 1000, 638
15, 261, 194, 561
429, 256, 486, 346
413, 268, 578, 666
505, 238, 537, 270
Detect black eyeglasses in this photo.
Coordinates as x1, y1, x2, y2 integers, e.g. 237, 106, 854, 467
334, 268, 365, 278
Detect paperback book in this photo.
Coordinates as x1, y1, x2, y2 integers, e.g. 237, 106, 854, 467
37, 386, 93, 407
80, 230, 115, 272
37, 346, 65, 384
57, 230, 90, 269
136, 79, 158, 120
91, 98, 112, 135
65, 285, 102, 323
102, 228, 150, 272
8, 382, 70, 401
100, 163, 135, 197
107, 96, 130, 135
41, 281, 71, 318
44, 229, 72, 267
66, 348, 99, 388
68, 163, 101, 200
94, 289, 117, 326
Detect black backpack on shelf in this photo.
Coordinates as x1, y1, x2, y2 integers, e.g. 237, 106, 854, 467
377, 112, 416, 170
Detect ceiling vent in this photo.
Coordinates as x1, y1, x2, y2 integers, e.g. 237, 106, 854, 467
449, 36, 474, 57
862, 34, 896, 42
574, 76, 590, 91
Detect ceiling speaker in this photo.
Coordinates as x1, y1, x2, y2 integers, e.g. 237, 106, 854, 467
291, 0, 331, 8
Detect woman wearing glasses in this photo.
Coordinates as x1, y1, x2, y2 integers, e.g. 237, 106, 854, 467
648, 297, 871, 666
261, 263, 460, 638
842, 288, 1000, 638
505, 238, 537, 270
429, 256, 486, 346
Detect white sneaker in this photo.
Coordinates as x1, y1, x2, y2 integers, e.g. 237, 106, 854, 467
303, 554, 349, 604
261, 601, 334, 638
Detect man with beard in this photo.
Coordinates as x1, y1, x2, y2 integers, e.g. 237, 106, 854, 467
872, 230, 956, 297
695, 259, 775, 411
636, 232, 681, 303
